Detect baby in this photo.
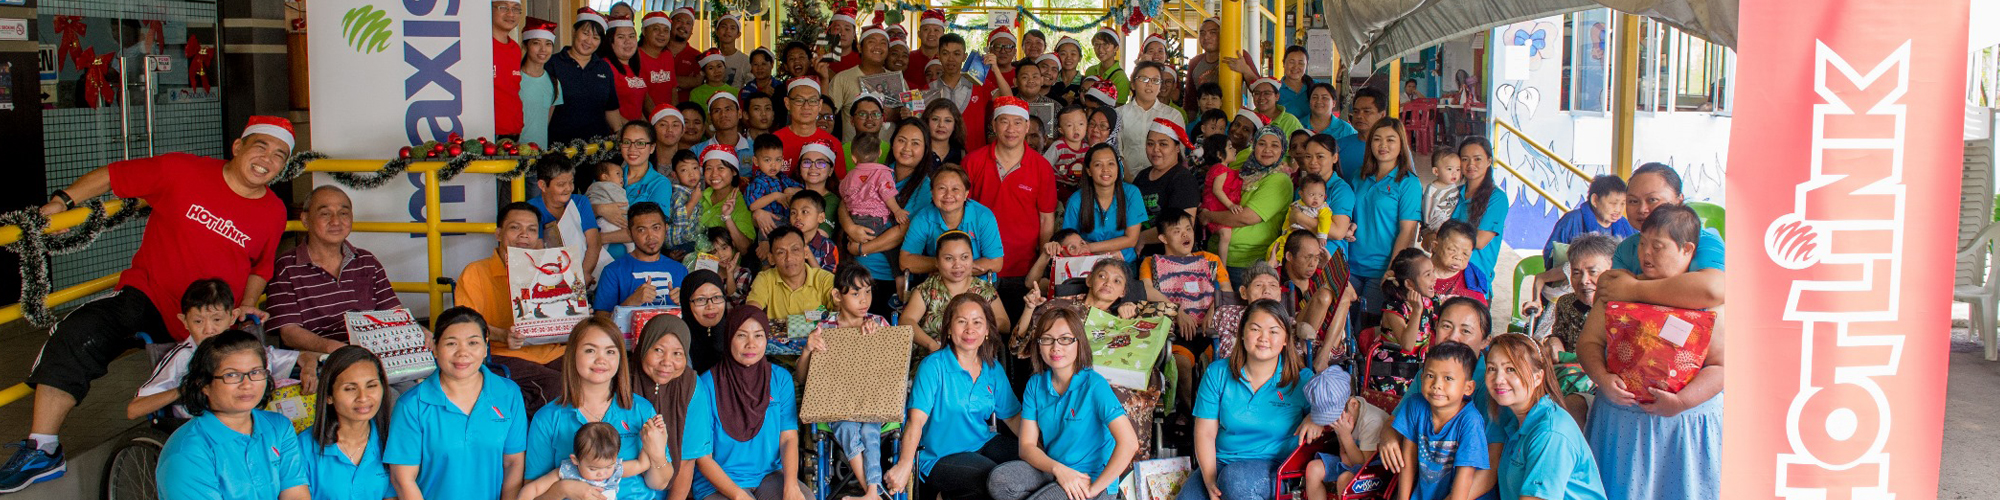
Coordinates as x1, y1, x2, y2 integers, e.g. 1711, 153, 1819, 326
1290, 173, 1336, 241
1422, 153, 1464, 235
587, 161, 633, 260
518, 420, 668, 500
1195, 135, 1242, 264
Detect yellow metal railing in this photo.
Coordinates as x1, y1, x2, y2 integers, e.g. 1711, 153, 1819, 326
1494, 158, 1570, 212
0, 156, 533, 410
1493, 119, 1592, 183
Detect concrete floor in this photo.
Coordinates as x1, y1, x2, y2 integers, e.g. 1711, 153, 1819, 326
1940, 326, 2000, 500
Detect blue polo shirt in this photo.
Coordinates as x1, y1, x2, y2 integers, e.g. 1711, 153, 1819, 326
901, 201, 1006, 261
1451, 185, 1511, 284
1309, 116, 1360, 142
157, 410, 309, 500
1022, 369, 1129, 490
692, 367, 799, 500
1323, 175, 1357, 259
1389, 394, 1495, 500
546, 49, 620, 144
910, 349, 1021, 475
1278, 84, 1311, 124
1350, 172, 1424, 279
1612, 228, 1726, 274
382, 367, 530, 500
1336, 135, 1367, 187
593, 254, 691, 312
1063, 184, 1150, 261
1191, 361, 1314, 465
1542, 203, 1637, 270
526, 396, 662, 500
624, 166, 679, 212
296, 425, 392, 500
1494, 396, 1607, 500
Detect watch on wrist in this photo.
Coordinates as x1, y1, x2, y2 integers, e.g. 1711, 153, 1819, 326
51, 190, 75, 209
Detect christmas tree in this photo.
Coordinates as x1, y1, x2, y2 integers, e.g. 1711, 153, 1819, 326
782, 0, 830, 46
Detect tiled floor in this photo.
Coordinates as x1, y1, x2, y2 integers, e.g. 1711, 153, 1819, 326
0, 319, 149, 455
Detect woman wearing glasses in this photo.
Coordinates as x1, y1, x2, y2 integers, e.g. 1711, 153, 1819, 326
985, 307, 1138, 500
155, 330, 312, 500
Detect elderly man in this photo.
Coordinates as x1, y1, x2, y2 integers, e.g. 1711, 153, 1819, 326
455, 202, 567, 414
267, 186, 402, 356
2, 117, 295, 493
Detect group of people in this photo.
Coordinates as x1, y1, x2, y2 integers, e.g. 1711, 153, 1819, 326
0, 2, 1728, 500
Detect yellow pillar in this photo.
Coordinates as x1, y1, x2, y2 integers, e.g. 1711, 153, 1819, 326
1271, 0, 1285, 77
422, 168, 444, 323
1387, 57, 1401, 117
1611, 13, 1641, 177
1221, 0, 1243, 115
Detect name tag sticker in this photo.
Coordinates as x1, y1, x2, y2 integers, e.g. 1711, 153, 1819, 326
1184, 282, 1199, 294
1659, 315, 1695, 347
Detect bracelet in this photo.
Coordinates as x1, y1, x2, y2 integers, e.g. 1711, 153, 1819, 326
51, 190, 74, 209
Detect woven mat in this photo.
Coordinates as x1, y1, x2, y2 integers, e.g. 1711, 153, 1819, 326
800, 325, 915, 423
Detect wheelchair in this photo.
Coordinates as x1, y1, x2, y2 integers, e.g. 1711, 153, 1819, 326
101, 319, 271, 500
808, 421, 909, 500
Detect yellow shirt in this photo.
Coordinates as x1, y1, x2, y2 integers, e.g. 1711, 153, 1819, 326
745, 267, 835, 320
454, 251, 567, 364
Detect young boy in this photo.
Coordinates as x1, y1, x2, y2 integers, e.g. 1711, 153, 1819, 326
530, 154, 605, 278
1193, 109, 1229, 142
743, 92, 777, 138
1522, 175, 1638, 325
518, 421, 668, 500
1303, 369, 1392, 500
1386, 341, 1492, 500
1043, 106, 1091, 195
129, 279, 307, 419
746, 134, 806, 235
790, 191, 842, 273
1428, 220, 1486, 304
802, 265, 895, 500
1421, 152, 1463, 238
666, 149, 704, 259
1140, 210, 1232, 413
1193, 82, 1224, 119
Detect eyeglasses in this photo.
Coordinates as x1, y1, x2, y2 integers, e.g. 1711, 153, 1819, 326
1035, 336, 1079, 346
790, 96, 820, 105
214, 368, 271, 385
800, 159, 832, 170
854, 111, 883, 119
1133, 76, 1162, 85
620, 140, 653, 149
819, 113, 838, 120
688, 295, 727, 307
990, 43, 1016, 51
1251, 90, 1278, 97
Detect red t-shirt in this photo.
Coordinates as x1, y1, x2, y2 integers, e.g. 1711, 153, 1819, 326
674, 44, 703, 94
955, 76, 997, 151
638, 48, 679, 108
1434, 268, 1489, 305
830, 51, 862, 76
964, 145, 1058, 278
494, 38, 524, 136
110, 154, 285, 340
612, 62, 650, 121
776, 126, 846, 177
903, 49, 932, 90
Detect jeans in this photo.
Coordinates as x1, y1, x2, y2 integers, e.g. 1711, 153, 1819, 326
1350, 274, 1385, 332
832, 421, 885, 489
922, 434, 1021, 500
1175, 459, 1279, 500
703, 471, 809, 500
986, 460, 1119, 500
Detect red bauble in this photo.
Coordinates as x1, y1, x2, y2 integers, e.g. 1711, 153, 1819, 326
398, 146, 414, 159
483, 143, 498, 155
448, 144, 463, 156
446, 133, 463, 144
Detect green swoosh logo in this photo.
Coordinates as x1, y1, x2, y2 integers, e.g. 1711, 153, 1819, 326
341, 5, 394, 54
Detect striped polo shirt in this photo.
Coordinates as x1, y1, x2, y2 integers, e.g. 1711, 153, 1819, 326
265, 243, 401, 342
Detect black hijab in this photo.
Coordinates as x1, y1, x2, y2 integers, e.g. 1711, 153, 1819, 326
679, 269, 729, 373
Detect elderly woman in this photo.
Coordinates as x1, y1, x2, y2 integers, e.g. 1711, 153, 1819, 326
633, 315, 720, 500
156, 330, 310, 500
1179, 299, 1317, 500
886, 294, 1023, 500
692, 306, 805, 500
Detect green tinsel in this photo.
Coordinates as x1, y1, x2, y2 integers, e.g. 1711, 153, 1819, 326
0, 198, 153, 327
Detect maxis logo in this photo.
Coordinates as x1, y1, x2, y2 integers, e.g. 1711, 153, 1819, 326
340, 5, 394, 54
401, 0, 469, 144
1765, 40, 1910, 500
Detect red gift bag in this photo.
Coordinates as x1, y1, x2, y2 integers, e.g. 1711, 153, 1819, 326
1603, 301, 1715, 404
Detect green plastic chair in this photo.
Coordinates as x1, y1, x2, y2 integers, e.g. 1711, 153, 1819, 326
1688, 201, 1725, 238
1508, 255, 1546, 333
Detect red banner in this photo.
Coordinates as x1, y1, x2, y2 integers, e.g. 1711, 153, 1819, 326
1725, 0, 1968, 498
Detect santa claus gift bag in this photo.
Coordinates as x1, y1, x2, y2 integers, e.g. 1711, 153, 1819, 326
1603, 301, 1716, 404
345, 308, 437, 384
508, 247, 592, 345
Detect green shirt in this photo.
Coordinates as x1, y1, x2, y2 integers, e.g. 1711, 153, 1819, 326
692, 84, 739, 113
1086, 63, 1129, 105
699, 188, 755, 249
1218, 172, 1296, 268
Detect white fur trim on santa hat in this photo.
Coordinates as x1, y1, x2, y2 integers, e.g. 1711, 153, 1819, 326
642, 14, 671, 29
889, 39, 908, 49
1235, 107, 1260, 124
672, 7, 697, 19
608, 18, 635, 29
702, 147, 738, 166
701, 52, 726, 66
861, 27, 889, 41
993, 102, 1029, 120
789, 78, 822, 94
715, 14, 740, 25
524, 27, 556, 42
990, 30, 1016, 44
576, 12, 606, 28
1251, 77, 1280, 90
830, 13, 856, 25
799, 142, 836, 161
651, 107, 685, 125
242, 124, 294, 150
708, 91, 739, 107
1055, 37, 1082, 50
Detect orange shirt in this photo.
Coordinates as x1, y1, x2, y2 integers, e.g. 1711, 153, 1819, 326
455, 251, 566, 364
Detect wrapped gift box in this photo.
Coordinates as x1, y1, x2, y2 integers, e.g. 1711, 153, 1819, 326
1604, 301, 1715, 404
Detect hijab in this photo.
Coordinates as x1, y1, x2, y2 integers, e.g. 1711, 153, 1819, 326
632, 314, 698, 462
679, 269, 728, 373
712, 305, 774, 442
1240, 124, 1289, 180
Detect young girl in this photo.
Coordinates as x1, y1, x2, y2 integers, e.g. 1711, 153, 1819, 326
519, 19, 561, 148
900, 231, 1003, 352
698, 145, 754, 254
519, 421, 669, 500
1196, 134, 1242, 265
803, 265, 897, 500
1379, 247, 1437, 350
797, 139, 844, 233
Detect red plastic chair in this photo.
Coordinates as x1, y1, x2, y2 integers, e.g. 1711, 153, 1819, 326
1400, 98, 1440, 157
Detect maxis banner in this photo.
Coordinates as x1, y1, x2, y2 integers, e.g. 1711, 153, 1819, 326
1724, 0, 1967, 498
307, 0, 499, 316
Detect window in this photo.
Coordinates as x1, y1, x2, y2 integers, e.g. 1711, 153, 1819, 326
1561, 9, 1612, 113
1635, 18, 1731, 113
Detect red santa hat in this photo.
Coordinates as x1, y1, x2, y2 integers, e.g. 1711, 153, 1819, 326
860, 25, 889, 42
574, 7, 606, 29
1085, 81, 1119, 105
606, 13, 634, 30
650, 104, 685, 125
992, 96, 1030, 120
641, 11, 671, 30
523, 17, 558, 43
1149, 117, 1193, 149
242, 115, 295, 150
1143, 33, 1169, 50
789, 76, 822, 94
701, 144, 738, 167
988, 26, 1017, 45
920, 9, 948, 28
799, 141, 837, 162
671, 7, 698, 21
708, 90, 739, 108
830, 5, 858, 26
700, 48, 726, 67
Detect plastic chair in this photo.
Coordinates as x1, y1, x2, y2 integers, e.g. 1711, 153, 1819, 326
1400, 98, 1440, 157
1957, 223, 2000, 361
1509, 256, 1547, 334
1687, 201, 1726, 238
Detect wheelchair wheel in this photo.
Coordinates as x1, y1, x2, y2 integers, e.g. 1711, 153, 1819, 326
100, 428, 169, 500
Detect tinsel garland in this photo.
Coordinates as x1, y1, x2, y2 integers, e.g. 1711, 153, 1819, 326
0, 198, 153, 327
877, 0, 1152, 34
